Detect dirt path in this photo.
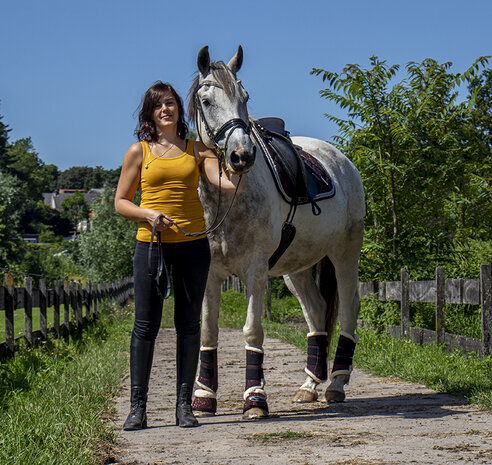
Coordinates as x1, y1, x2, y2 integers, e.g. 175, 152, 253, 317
110, 328, 492, 465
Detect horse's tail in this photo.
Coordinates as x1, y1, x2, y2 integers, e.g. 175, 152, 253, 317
316, 256, 338, 348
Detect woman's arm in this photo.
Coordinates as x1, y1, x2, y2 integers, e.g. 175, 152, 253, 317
114, 142, 173, 231
195, 141, 245, 194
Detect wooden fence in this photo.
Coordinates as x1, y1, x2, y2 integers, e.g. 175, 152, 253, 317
358, 264, 491, 357
224, 264, 491, 357
0, 274, 134, 360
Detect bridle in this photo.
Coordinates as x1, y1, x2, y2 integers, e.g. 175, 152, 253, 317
194, 80, 251, 159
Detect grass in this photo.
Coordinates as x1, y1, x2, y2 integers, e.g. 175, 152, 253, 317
0, 302, 133, 465
0, 306, 72, 342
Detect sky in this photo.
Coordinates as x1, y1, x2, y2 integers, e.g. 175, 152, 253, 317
1, 0, 491, 171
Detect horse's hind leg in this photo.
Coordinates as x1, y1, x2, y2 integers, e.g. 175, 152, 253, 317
325, 252, 361, 403
283, 268, 332, 403
192, 271, 222, 416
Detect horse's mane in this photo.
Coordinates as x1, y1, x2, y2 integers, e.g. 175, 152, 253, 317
187, 61, 238, 126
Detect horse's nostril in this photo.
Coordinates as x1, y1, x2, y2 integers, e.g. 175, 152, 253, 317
230, 151, 240, 165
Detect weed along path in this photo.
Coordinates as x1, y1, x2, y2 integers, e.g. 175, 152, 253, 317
110, 328, 492, 465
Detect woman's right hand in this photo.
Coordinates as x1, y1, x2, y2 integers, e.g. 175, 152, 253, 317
145, 209, 174, 231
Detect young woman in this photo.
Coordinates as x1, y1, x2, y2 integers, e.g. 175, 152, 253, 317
115, 81, 244, 429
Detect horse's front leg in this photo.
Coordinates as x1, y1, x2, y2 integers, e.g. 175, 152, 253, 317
192, 269, 222, 416
242, 268, 269, 420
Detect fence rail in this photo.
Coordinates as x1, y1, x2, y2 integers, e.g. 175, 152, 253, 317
223, 264, 491, 357
358, 264, 491, 357
0, 274, 134, 360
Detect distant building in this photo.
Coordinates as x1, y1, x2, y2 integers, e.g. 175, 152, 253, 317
42, 188, 104, 212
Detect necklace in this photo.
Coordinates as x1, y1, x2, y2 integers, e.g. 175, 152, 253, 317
145, 141, 175, 169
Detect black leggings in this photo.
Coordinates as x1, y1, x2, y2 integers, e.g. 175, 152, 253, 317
132, 238, 211, 342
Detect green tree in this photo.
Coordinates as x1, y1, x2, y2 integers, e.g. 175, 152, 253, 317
0, 113, 11, 164
61, 191, 90, 236
0, 171, 23, 267
312, 56, 490, 279
77, 187, 137, 281
57, 166, 121, 190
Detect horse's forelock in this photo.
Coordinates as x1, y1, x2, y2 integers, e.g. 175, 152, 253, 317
187, 61, 238, 127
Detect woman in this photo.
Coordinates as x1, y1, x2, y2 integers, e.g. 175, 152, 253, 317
115, 81, 244, 429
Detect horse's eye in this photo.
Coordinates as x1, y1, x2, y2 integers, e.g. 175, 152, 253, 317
202, 98, 211, 107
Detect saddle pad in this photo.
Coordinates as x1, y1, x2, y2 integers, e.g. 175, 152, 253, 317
261, 139, 335, 205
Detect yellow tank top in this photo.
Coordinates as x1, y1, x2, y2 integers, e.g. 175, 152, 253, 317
136, 140, 206, 243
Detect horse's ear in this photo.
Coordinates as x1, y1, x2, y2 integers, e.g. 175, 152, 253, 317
227, 45, 243, 75
197, 45, 210, 75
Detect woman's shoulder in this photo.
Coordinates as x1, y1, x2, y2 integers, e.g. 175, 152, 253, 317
123, 141, 145, 165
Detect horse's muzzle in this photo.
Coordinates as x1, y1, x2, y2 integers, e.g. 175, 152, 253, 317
227, 145, 256, 174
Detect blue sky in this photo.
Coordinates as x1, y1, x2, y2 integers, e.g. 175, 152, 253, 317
1, 0, 490, 170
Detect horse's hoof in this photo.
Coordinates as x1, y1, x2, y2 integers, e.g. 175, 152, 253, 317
324, 389, 346, 403
193, 410, 215, 417
292, 389, 318, 403
242, 407, 269, 420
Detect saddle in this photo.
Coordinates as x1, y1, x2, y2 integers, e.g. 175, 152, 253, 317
250, 118, 336, 269
251, 118, 335, 213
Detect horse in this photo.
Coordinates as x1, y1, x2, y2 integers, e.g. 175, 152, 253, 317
188, 45, 365, 419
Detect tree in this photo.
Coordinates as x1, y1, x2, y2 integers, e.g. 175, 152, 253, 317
0, 171, 23, 267
0, 113, 11, 164
312, 56, 491, 279
57, 165, 121, 190
61, 191, 90, 236
77, 187, 137, 281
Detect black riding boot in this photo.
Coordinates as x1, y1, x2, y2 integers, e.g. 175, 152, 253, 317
123, 335, 155, 430
175, 332, 200, 427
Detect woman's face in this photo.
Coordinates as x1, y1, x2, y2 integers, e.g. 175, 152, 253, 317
151, 90, 179, 132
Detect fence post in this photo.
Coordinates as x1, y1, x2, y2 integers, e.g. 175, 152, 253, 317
24, 275, 33, 346
480, 264, 491, 357
75, 281, 83, 332
54, 279, 61, 336
4, 273, 15, 356
435, 267, 446, 345
63, 279, 71, 335
39, 277, 47, 340
400, 269, 410, 337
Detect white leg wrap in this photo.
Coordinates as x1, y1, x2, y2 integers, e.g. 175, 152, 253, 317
304, 367, 323, 384
307, 331, 328, 337
245, 345, 264, 353
195, 380, 216, 398
200, 345, 218, 351
243, 383, 267, 401
299, 376, 318, 394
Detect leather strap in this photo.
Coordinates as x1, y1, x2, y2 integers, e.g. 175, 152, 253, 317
148, 216, 171, 299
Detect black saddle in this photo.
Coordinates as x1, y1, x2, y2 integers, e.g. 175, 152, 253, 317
252, 118, 335, 213
250, 118, 336, 269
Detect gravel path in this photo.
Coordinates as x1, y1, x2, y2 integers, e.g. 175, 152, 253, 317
109, 328, 492, 465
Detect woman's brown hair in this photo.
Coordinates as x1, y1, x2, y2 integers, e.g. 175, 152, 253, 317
135, 81, 189, 141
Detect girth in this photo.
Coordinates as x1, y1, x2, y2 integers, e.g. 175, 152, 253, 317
250, 118, 335, 269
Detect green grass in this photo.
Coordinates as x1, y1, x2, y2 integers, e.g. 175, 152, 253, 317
0, 306, 74, 342
0, 302, 133, 465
